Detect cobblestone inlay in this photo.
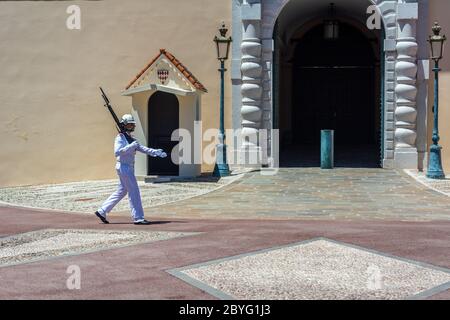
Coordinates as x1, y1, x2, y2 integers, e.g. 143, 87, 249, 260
0, 229, 197, 268
0, 170, 248, 214
168, 238, 450, 300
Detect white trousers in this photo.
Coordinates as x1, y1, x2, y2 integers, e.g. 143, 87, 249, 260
98, 163, 145, 222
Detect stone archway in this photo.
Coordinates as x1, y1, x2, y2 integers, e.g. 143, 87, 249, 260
232, 0, 425, 169
276, 19, 382, 167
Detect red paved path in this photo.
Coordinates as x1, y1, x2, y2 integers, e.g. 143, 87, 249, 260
0, 206, 449, 300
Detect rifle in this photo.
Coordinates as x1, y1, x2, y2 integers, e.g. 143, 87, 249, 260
99, 87, 135, 144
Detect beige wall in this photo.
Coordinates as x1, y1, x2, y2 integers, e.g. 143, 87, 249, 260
6, 1, 449, 187
428, 0, 450, 172
0, 0, 231, 187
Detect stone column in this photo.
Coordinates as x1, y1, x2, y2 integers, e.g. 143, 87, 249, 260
376, 0, 399, 169
260, 0, 287, 168
394, 3, 419, 168
240, 0, 263, 166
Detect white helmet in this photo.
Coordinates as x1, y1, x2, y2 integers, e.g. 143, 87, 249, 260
121, 114, 136, 125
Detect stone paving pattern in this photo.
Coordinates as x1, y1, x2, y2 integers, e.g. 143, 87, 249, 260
0, 172, 245, 214
179, 239, 450, 300
0, 229, 195, 268
0, 168, 450, 299
151, 168, 450, 221
406, 169, 450, 197
1, 168, 449, 221
0, 206, 449, 299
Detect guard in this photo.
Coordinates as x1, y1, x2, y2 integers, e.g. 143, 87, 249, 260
95, 114, 167, 225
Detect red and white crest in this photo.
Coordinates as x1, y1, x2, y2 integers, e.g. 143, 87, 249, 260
157, 69, 169, 85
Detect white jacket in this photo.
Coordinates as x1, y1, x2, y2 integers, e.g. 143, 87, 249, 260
114, 133, 163, 166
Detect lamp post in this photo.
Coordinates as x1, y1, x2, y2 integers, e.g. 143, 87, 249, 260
213, 22, 232, 177
427, 22, 447, 179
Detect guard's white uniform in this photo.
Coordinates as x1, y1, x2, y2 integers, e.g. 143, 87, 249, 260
97, 133, 165, 222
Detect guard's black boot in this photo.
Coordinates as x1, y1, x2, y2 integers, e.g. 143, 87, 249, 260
95, 211, 109, 224
134, 219, 151, 225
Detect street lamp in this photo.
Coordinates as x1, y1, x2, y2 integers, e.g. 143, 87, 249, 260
213, 22, 232, 177
427, 22, 447, 179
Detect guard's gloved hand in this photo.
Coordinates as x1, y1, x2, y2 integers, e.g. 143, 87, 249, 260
156, 149, 167, 158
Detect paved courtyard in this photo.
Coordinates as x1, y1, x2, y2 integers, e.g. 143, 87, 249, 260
0, 172, 246, 214
150, 168, 450, 221
0, 168, 449, 300
2, 168, 450, 221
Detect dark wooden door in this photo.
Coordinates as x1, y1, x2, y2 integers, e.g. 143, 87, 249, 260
148, 91, 179, 175
294, 67, 374, 145
292, 22, 377, 147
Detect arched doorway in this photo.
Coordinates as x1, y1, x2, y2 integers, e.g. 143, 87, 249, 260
148, 91, 179, 175
276, 18, 382, 168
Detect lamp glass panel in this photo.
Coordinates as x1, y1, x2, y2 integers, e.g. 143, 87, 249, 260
218, 41, 229, 60
431, 40, 440, 59
215, 41, 220, 60
430, 37, 447, 60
